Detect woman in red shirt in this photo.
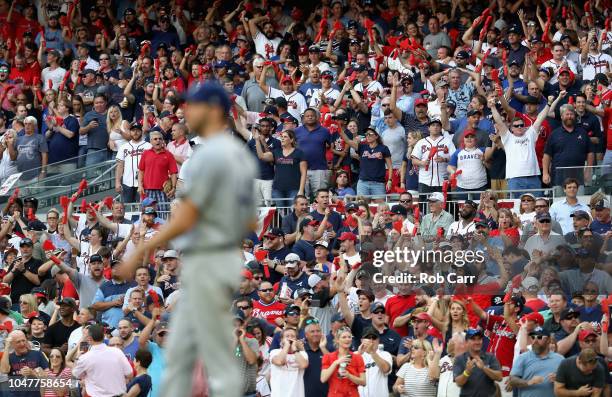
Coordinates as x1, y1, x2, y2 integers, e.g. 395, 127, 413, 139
321, 327, 366, 397
489, 208, 520, 246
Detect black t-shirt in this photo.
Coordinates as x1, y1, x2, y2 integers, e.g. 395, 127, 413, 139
43, 320, 80, 348
272, 147, 306, 191
486, 141, 506, 179
8, 257, 44, 304
331, 129, 353, 167
556, 355, 605, 390
126, 373, 152, 397
9, 350, 49, 397
350, 314, 372, 349
357, 143, 391, 183
160, 275, 179, 298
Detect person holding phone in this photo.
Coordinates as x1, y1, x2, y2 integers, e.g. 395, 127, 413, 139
321, 327, 366, 396
79, 93, 109, 166
270, 327, 309, 397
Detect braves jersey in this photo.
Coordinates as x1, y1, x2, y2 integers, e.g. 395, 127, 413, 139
268, 87, 307, 121
448, 147, 487, 189
581, 53, 612, 81
252, 299, 286, 325
412, 135, 456, 187
484, 314, 518, 376
116, 140, 152, 187
308, 88, 340, 108
254, 31, 281, 59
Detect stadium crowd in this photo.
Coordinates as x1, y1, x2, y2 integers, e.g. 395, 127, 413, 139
0, 0, 607, 396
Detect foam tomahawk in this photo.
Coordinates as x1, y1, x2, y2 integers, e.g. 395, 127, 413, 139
71, 179, 88, 203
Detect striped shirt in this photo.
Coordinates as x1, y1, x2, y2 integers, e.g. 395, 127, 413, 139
396, 363, 437, 397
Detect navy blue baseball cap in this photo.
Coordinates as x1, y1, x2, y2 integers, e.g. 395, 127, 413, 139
185, 82, 231, 114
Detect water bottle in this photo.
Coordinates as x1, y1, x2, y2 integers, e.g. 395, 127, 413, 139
338, 354, 351, 378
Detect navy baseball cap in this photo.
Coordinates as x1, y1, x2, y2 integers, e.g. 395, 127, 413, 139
185, 82, 231, 114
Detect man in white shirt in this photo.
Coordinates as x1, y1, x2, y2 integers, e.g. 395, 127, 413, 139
259, 67, 307, 121
411, 119, 456, 193
446, 200, 477, 237
358, 327, 393, 397
541, 42, 578, 85
487, 93, 558, 198
269, 327, 308, 397
580, 31, 612, 81
248, 16, 282, 59
115, 123, 152, 203
353, 64, 383, 104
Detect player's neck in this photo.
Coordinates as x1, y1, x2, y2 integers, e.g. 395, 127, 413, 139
200, 121, 228, 138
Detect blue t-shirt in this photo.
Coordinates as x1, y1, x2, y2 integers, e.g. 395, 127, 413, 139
591, 220, 611, 235
247, 136, 281, 180
299, 82, 322, 104
295, 125, 331, 170
147, 341, 165, 397
126, 373, 152, 397
82, 110, 108, 150
502, 78, 527, 112
9, 350, 49, 397
357, 143, 391, 183
46, 115, 80, 164
292, 239, 315, 262
402, 156, 419, 191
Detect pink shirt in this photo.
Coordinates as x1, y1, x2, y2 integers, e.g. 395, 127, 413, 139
72, 343, 132, 397
167, 139, 192, 171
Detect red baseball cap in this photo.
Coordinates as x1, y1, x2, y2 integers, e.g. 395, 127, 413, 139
414, 312, 432, 323
578, 329, 598, 341
281, 75, 293, 84
415, 98, 428, 107
524, 312, 544, 326
463, 129, 476, 137
241, 269, 253, 280
338, 232, 357, 241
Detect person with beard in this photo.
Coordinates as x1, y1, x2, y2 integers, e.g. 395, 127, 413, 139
259, 228, 291, 283
91, 260, 136, 329
574, 93, 603, 158
390, 75, 430, 136
277, 256, 309, 304
454, 328, 503, 397
118, 318, 140, 359
554, 348, 605, 396
446, 199, 477, 237
510, 326, 564, 397
248, 16, 282, 60
42, 297, 79, 356
543, 104, 595, 186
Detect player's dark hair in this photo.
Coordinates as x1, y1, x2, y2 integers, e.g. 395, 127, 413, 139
135, 348, 153, 368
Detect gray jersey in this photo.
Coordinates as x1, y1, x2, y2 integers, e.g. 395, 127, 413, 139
175, 132, 257, 253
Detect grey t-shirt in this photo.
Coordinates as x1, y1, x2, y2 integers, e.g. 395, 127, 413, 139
423, 32, 451, 58
70, 272, 104, 309
380, 124, 406, 169
237, 337, 259, 393
241, 77, 279, 113
453, 351, 501, 397
16, 133, 48, 179
83, 110, 108, 150
175, 133, 257, 253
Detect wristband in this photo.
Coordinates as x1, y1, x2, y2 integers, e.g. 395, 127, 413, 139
463, 370, 470, 377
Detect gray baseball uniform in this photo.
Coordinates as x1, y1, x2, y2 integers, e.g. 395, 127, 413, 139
160, 132, 257, 397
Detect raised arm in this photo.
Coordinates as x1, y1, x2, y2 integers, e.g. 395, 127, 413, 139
389, 75, 403, 120
488, 96, 509, 136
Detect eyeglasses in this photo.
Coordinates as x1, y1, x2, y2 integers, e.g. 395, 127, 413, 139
259, 288, 274, 293
236, 305, 251, 310
512, 123, 525, 128
381, 104, 390, 107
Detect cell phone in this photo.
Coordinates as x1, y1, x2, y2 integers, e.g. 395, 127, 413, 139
148, 105, 156, 113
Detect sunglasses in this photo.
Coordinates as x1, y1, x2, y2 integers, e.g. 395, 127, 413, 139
304, 318, 319, 325
259, 288, 274, 293
236, 305, 250, 310
538, 219, 551, 223
531, 335, 547, 340
513, 123, 525, 128
399, 199, 411, 203
253, 276, 263, 280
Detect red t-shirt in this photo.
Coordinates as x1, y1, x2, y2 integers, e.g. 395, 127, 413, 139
516, 112, 551, 169
138, 148, 178, 190
60, 278, 79, 300
484, 314, 517, 376
604, 107, 612, 151
252, 300, 286, 325
322, 351, 365, 397
9, 62, 40, 87
489, 227, 520, 246
384, 294, 416, 337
